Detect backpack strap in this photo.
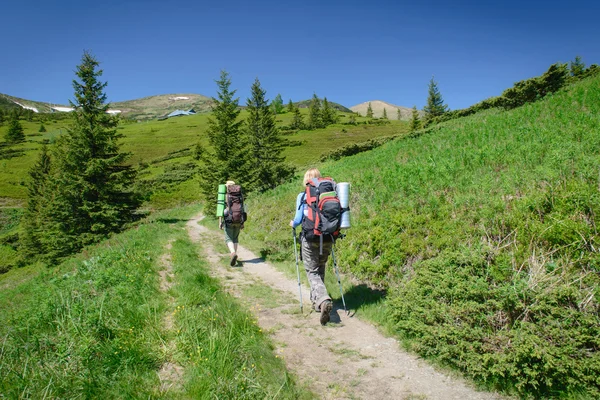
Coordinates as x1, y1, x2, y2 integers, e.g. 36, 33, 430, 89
298, 192, 306, 211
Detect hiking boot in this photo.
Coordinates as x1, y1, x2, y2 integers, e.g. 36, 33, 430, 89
320, 300, 332, 325
230, 253, 238, 266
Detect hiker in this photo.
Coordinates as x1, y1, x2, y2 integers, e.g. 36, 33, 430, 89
219, 180, 245, 266
289, 168, 334, 325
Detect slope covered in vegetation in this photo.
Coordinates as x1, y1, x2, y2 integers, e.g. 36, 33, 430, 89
0, 205, 310, 398
242, 74, 600, 398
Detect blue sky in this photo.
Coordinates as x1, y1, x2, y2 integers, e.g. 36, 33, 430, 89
2, 0, 599, 110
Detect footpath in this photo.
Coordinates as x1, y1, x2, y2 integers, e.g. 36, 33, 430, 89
186, 214, 507, 400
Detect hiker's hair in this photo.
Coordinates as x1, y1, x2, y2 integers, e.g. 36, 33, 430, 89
226, 180, 235, 186
303, 168, 321, 186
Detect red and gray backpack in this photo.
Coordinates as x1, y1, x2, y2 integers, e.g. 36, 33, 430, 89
300, 177, 342, 252
225, 185, 247, 224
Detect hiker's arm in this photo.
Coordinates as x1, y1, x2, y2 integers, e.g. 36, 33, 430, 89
290, 193, 304, 228
219, 217, 223, 229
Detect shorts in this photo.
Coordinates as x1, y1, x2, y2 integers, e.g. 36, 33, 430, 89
224, 223, 241, 244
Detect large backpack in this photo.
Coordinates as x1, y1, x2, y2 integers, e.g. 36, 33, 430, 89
225, 185, 246, 224
301, 177, 342, 251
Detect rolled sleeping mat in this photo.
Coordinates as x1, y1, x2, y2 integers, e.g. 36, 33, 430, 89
337, 182, 351, 229
216, 184, 226, 217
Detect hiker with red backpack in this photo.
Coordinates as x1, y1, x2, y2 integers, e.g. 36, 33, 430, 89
219, 180, 246, 266
290, 168, 345, 325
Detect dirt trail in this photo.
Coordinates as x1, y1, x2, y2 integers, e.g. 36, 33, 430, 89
157, 240, 184, 393
186, 215, 506, 400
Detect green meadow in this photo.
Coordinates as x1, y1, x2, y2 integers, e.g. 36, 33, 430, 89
0, 109, 406, 202
0, 205, 312, 399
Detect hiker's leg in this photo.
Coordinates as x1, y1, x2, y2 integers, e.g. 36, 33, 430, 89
317, 242, 332, 282
230, 224, 241, 252
224, 224, 237, 254
301, 238, 331, 311
227, 242, 236, 253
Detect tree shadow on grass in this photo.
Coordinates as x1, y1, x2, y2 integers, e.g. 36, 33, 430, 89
0, 145, 26, 160
154, 218, 189, 224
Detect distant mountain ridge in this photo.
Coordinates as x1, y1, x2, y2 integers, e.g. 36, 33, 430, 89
111, 94, 213, 120
0, 92, 214, 120
2, 92, 414, 121
294, 99, 352, 113
0, 93, 63, 113
350, 100, 415, 120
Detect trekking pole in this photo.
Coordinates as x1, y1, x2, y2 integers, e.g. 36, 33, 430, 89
330, 242, 348, 315
292, 228, 304, 314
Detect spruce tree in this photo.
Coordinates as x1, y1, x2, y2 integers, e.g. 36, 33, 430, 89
382, 108, 388, 120
20, 145, 52, 259
397, 108, 402, 121
197, 70, 244, 215
308, 93, 322, 129
243, 78, 292, 192
271, 93, 284, 115
321, 97, 338, 126
423, 76, 448, 124
5, 114, 25, 143
410, 105, 421, 132
41, 51, 140, 258
39, 123, 46, 133
287, 99, 295, 113
366, 102, 373, 118
291, 105, 305, 129
570, 55, 586, 78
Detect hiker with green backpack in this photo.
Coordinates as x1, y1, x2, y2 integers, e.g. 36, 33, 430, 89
290, 168, 346, 325
219, 180, 247, 266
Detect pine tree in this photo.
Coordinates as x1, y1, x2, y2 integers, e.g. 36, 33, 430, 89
5, 114, 25, 143
321, 97, 338, 126
382, 108, 388, 120
243, 78, 292, 192
39, 51, 140, 259
423, 76, 448, 124
397, 108, 402, 121
410, 105, 421, 132
366, 102, 373, 118
287, 99, 295, 113
39, 123, 46, 132
271, 93, 284, 115
197, 70, 244, 216
20, 145, 52, 259
291, 105, 305, 129
570, 55, 586, 78
308, 93, 322, 129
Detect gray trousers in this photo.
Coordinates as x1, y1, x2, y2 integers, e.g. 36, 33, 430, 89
301, 237, 332, 311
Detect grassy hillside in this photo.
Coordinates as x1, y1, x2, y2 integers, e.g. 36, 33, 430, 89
294, 99, 352, 112
0, 93, 61, 113
0, 93, 212, 120
350, 100, 415, 120
112, 93, 213, 120
241, 75, 600, 398
0, 109, 406, 202
0, 94, 24, 112
0, 108, 407, 271
0, 205, 311, 398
